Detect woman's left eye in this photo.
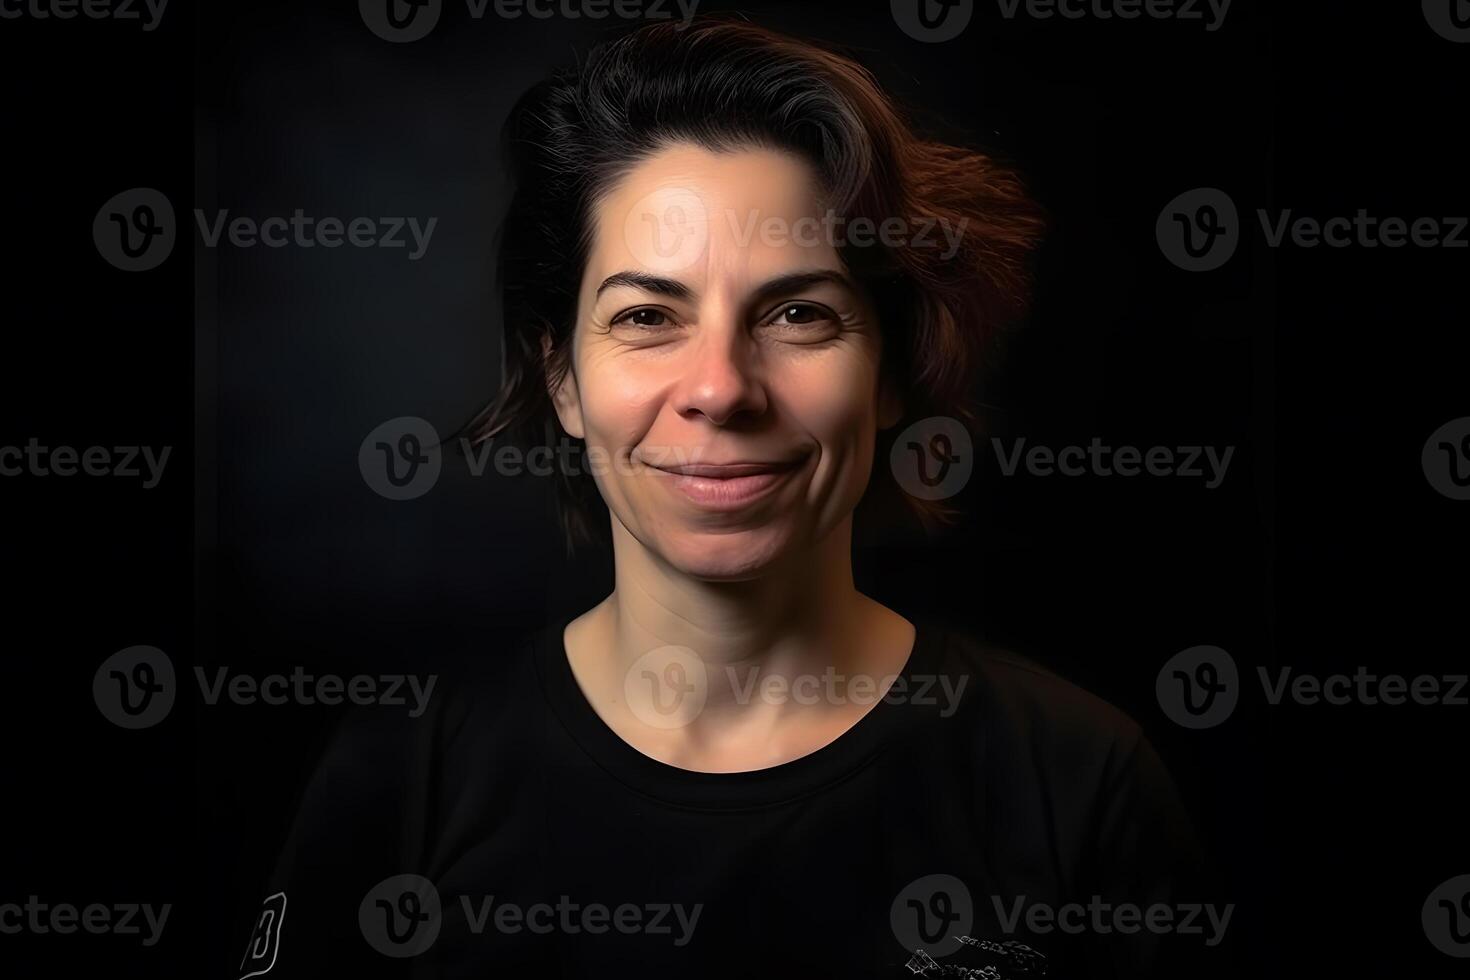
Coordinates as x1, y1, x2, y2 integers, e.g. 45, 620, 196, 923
764, 302, 839, 334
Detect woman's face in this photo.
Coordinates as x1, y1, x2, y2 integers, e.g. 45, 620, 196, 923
553, 143, 899, 580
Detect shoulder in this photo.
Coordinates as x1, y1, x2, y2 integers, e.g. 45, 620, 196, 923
933, 623, 1144, 739
918, 622, 1201, 860
258, 624, 553, 871
918, 621, 1152, 786
232, 626, 555, 973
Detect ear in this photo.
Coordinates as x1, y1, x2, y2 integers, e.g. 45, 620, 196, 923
544, 334, 585, 439
877, 375, 904, 430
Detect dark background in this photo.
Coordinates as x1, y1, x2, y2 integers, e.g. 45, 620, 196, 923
2, 0, 1466, 975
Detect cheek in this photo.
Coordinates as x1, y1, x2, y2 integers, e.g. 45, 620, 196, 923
577, 356, 667, 447
776, 349, 882, 448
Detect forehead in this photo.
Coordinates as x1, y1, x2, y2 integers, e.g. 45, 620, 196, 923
581, 142, 839, 292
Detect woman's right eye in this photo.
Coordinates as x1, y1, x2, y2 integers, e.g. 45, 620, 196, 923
611, 307, 674, 329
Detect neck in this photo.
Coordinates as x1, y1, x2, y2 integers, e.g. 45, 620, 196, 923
565, 516, 916, 766
603, 517, 867, 676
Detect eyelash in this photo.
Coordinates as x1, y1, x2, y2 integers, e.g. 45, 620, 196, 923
610, 307, 678, 329
609, 302, 838, 331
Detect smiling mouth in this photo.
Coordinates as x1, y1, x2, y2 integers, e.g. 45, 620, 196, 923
644, 455, 809, 509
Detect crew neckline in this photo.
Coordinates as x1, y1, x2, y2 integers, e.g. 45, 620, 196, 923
531, 616, 946, 810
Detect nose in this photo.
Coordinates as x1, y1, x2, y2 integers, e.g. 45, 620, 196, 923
670, 322, 768, 427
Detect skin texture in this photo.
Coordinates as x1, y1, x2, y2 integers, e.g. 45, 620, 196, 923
553, 143, 916, 772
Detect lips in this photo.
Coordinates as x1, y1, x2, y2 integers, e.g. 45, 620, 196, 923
655, 460, 802, 477
644, 455, 809, 510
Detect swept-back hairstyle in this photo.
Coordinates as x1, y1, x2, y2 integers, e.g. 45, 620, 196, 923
460, 17, 1045, 549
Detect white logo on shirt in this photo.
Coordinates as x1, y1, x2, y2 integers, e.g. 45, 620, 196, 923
239, 891, 287, 979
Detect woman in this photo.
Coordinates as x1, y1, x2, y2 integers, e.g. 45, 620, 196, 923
236, 18, 1225, 979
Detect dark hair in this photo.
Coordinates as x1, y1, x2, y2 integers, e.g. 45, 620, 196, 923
460, 17, 1045, 549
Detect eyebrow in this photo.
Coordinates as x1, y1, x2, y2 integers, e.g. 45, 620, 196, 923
595, 271, 694, 301
594, 269, 858, 306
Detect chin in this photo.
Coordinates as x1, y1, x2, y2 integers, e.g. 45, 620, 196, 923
655, 525, 802, 582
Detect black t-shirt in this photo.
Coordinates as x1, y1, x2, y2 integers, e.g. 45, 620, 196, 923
232, 619, 1233, 979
